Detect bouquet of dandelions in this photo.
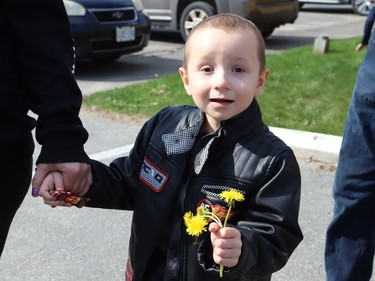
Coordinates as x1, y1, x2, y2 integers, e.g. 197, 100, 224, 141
183, 189, 245, 278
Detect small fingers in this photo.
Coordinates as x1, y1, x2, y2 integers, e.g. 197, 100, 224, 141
213, 249, 241, 268
211, 227, 242, 268
60, 163, 92, 196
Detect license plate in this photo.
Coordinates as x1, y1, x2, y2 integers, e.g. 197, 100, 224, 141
116, 26, 135, 42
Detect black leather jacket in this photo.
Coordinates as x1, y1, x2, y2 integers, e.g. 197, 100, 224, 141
87, 100, 303, 281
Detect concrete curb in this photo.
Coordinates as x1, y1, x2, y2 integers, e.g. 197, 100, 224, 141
87, 126, 343, 165
270, 127, 342, 164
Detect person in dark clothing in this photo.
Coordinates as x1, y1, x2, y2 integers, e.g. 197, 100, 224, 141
325, 30, 375, 281
356, 4, 375, 51
39, 14, 303, 280
0, 0, 92, 257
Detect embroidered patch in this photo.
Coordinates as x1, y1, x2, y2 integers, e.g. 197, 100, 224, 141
197, 199, 237, 222
139, 157, 169, 192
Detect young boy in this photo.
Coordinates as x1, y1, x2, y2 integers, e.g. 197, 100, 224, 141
39, 13, 303, 281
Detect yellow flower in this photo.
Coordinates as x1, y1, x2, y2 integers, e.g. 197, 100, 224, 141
220, 189, 245, 205
196, 206, 208, 217
183, 189, 245, 278
218, 189, 245, 278
183, 211, 208, 237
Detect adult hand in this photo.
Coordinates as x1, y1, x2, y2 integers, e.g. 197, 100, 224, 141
32, 162, 92, 197
209, 223, 242, 268
355, 43, 365, 52
38, 171, 72, 208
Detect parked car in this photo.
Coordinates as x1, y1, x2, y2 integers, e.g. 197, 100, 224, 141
299, 0, 373, 16
63, 0, 151, 61
142, 0, 299, 41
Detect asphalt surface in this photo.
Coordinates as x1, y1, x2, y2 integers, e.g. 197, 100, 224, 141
1, 5, 374, 281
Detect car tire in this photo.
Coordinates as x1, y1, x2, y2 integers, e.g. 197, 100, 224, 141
352, 0, 374, 15
261, 28, 275, 38
57, 193, 66, 201
76, 201, 84, 208
179, 2, 216, 41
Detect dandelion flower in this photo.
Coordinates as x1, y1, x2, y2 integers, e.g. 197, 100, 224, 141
184, 189, 245, 278
184, 211, 208, 237
220, 189, 245, 205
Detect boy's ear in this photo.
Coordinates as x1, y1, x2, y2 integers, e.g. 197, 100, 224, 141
179, 67, 192, 96
255, 69, 270, 97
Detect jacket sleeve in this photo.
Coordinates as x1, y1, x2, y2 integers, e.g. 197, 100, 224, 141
198, 149, 303, 278
361, 6, 375, 45
2, 0, 89, 163
85, 111, 162, 210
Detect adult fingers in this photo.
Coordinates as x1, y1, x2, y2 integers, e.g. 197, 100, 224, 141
31, 163, 58, 197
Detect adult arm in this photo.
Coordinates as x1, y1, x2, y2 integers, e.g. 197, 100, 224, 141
357, 6, 375, 51
2, 0, 91, 193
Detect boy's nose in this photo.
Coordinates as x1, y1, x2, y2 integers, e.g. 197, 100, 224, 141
213, 69, 230, 90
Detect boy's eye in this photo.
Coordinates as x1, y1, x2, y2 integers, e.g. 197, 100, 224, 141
233, 66, 246, 73
201, 66, 214, 72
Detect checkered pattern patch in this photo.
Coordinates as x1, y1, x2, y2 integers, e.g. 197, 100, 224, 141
201, 185, 245, 199
194, 131, 221, 174
139, 157, 169, 192
162, 123, 201, 155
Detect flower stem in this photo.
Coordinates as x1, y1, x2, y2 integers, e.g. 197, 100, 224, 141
203, 213, 223, 228
220, 202, 233, 278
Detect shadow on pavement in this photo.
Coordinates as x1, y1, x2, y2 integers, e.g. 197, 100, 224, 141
265, 35, 316, 52
75, 54, 182, 83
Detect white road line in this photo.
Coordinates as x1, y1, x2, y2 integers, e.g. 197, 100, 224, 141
89, 144, 134, 161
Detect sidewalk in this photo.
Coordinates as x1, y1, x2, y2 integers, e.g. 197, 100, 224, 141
270, 127, 342, 164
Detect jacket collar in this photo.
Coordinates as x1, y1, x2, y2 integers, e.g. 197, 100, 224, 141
220, 99, 264, 137
161, 100, 264, 157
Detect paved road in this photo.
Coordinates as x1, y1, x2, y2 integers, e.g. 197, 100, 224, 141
1, 6, 374, 281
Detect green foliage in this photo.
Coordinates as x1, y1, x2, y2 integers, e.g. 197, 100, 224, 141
84, 37, 365, 136
259, 37, 364, 135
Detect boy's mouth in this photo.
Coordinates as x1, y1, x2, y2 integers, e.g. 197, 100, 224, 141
210, 98, 233, 104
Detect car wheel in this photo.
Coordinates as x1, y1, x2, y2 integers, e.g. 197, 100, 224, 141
179, 2, 216, 41
260, 28, 275, 39
57, 193, 66, 201
352, 0, 374, 15
76, 201, 84, 208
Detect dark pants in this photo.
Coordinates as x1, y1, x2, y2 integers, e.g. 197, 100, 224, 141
0, 137, 33, 257
325, 31, 375, 280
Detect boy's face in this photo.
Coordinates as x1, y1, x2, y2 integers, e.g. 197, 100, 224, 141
179, 27, 269, 132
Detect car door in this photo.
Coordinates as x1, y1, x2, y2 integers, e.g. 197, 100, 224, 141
142, 0, 179, 29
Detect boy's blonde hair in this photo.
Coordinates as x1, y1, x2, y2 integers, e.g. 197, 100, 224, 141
183, 13, 266, 73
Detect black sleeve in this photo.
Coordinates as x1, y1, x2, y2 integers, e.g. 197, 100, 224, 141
2, 0, 89, 163
362, 6, 375, 45
85, 110, 164, 209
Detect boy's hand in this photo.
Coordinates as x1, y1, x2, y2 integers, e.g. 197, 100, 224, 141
209, 222, 242, 268
38, 171, 72, 208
